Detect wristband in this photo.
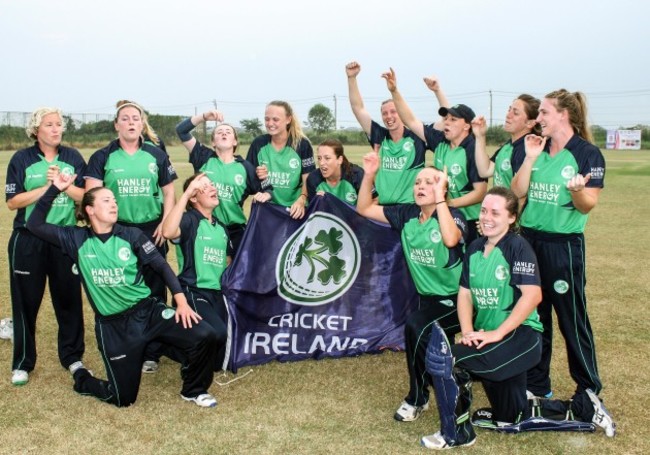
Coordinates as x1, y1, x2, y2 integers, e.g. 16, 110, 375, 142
176, 117, 195, 142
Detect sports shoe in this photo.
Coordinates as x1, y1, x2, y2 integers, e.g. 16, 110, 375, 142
394, 400, 429, 422
421, 431, 476, 450
585, 389, 616, 437
0, 318, 13, 341
11, 369, 28, 386
181, 393, 217, 408
142, 360, 159, 373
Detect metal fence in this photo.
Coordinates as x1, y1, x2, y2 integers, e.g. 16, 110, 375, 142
0, 111, 114, 128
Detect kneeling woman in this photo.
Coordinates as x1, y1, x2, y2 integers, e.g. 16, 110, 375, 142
357, 153, 466, 423
27, 174, 219, 408
420, 187, 614, 450
162, 174, 230, 371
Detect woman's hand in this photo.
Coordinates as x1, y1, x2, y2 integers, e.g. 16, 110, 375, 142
471, 116, 488, 138
381, 67, 397, 93
51, 171, 76, 192
174, 294, 202, 329
462, 329, 504, 349
289, 195, 306, 219
256, 164, 269, 181
524, 134, 546, 160
252, 192, 272, 203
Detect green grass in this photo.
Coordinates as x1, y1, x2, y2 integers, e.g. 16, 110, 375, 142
0, 145, 648, 454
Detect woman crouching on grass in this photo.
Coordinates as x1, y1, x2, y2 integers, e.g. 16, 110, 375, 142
357, 152, 466, 424
420, 187, 614, 450
26, 173, 220, 408
162, 173, 230, 371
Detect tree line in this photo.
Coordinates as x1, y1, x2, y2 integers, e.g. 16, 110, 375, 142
0, 104, 648, 150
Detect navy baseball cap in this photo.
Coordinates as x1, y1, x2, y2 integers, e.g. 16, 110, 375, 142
438, 104, 475, 123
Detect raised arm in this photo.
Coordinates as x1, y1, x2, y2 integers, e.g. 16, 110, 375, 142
423, 75, 449, 131
356, 151, 388, 223
381, 68, 426, 142
346, 61, 372, 135
471, 116, 495, 178
432, 168, 462, 247
176, 110, 224, 153
25, 173, 75, 246
160, 175, 207, 240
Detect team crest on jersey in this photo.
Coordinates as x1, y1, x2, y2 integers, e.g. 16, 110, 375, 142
148, 163, 158, 174
450, 164, 462, 176
345, 192, 357, 203
495, 265, 509, 281
61, 166, 74, 177
118, 247, 131, 261
234, 174, 245, 186
276, 212, 361, 306
439, 299, 454, 308
289, 158, 300, 169
161, 308, 175, 320
500, 159, 511, 171
561, 165, 575, 180
554, 280, 569, 294
429, 229, 442, 244
402, 142, 414, 153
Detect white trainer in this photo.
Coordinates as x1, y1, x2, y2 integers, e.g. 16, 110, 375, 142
0, 318, 13, 341
11, 369, 28, 386
142, 361, 159, 373
181, 393, 217, 408
421, 431, 476, 450
585, 389, 616, 437
394, 400, 429, 422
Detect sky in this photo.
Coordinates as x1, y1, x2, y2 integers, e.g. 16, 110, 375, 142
1, 0, 649, 130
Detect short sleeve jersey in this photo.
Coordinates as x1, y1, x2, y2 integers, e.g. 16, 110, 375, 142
425, 129, 487, 220
176, 209, 231, 291
461, 232, 542, 332
189, 142, 261, 226
56, 224, 159, 316
520, 135, 605, 234
491, 135, 526, 188
368, 121, 428, 204
306, 164, 364, 206
5, 144, 86, 229
384, 204, 467, 296
85, 139, 177, 224
246, 134, 315, 207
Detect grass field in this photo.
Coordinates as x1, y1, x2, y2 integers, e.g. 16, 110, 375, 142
0, 144, 648, 454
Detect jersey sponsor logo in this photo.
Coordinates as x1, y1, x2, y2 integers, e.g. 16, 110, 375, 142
234, 174, 245, 186
345, 192, 357, 203
450, 164, 462, 176
381, 155, 408, 170
302, 157, 315, 168
276, 212, 361, 306
495, 265, 509, 281
161, 308, 175, 320
561, 165, 576, 180
590, 167, 604, 179
142, 241, 156, 255
500, 159, 511, 171
429, 229, 442, 244
289, 158, 300, 170
118, 247, 131, 261
472, 287, 500, 307
439, 299, 455, 308
148, 163, 158, 174
513, 261, 536, 275
167, 164, 176, 176
553, 280, 569, 294
5, 183, 16, 194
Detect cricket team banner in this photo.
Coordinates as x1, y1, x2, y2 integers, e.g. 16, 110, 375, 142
222, 194, 418, 371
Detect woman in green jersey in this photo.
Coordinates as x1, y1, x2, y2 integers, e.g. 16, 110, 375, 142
6, 107, 87, 386
306, 139, 365, 206
246, 100, 315, 219
471, 94, 541, 188
357, 153, 466, 424
511, 90, 608, 410
162, 173, 231, 371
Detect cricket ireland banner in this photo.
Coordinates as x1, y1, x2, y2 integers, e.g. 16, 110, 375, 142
222, 194, 418, 371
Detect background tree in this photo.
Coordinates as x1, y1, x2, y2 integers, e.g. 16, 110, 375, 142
240, 118, 263, 136
308, 103, 335, 134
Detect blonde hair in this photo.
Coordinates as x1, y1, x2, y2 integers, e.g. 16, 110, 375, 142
25, 107, 65, 140
545, 89, 594, 144
267, 100, 310, 150
114, 100, 161, 146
